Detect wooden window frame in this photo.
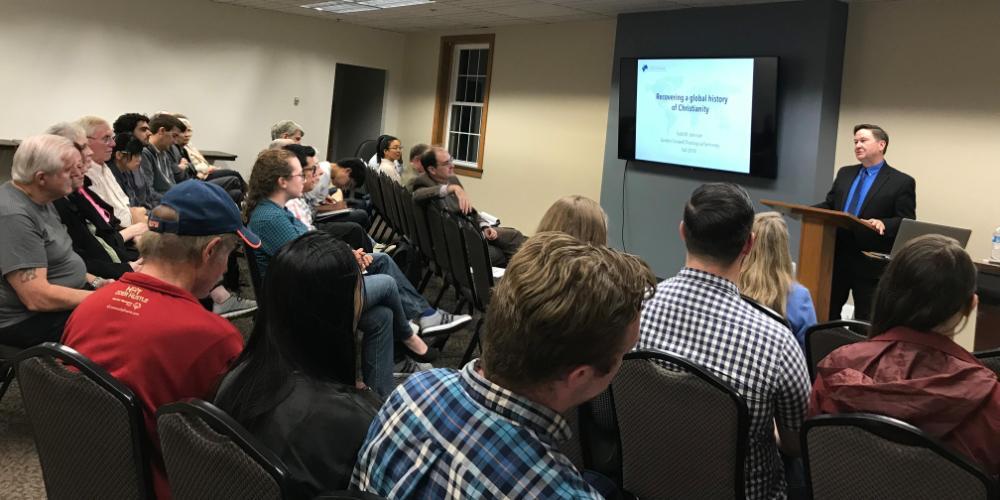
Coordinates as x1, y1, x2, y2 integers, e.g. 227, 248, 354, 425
431, 34, 495, 179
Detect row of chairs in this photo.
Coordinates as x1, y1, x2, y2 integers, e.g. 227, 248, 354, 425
366, 169, 494, 362
6, 342, 378, 499
560, 347, 999, 499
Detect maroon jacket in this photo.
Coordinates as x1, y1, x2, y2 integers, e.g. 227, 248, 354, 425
810, 326, 1000, 475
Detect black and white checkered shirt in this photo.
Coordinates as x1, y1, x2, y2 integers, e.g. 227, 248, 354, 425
638, 268, 810, 500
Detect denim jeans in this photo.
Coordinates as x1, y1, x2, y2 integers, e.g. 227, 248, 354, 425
358, 304, 394, 397
363, 274, 411, 340
367, 253, 430, 319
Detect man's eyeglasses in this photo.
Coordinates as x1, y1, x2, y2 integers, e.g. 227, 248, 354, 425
88, 135, 115, 145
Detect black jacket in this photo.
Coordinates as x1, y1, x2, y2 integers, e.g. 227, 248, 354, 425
53, 180, 137, 279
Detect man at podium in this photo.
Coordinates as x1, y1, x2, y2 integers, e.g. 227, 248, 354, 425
815, 124, 915, 321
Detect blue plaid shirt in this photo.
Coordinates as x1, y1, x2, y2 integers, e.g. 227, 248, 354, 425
351, 360, 603, 499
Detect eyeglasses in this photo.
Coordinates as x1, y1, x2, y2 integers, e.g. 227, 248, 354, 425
88, 135, 115, 145
287, 174, 305, 179
388, 146, 403, 151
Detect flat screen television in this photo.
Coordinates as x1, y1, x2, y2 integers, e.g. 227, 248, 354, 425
618, 57, 778, 178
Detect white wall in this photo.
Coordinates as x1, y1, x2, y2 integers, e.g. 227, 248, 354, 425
0, 0, 406, 175
395, 20, 616, 234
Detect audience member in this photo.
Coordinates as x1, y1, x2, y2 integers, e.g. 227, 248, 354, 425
113, 112, 152, 144
78, 116, 138, 227
352, 231, 655, 498
215, 232, 383, 497
412, 146, 526, 267
244, 150, 467, 392
739, 212, 817, 348
316, 158, 371, 230
402, 143, 429, 188
111, 132, 157, 215
174, 115, 214, 177
270, 120, 303, 142
62, 181, 250, 499
48, 123, 141, 279
0, 135, 98, 347
536, 195, 608, 246
376, 135, 403, 184
283, 144, 369, 251
174, 114, 247, 203
140, 113, 188, 198
810, 234, 1000, 474
637, 183, 810, 500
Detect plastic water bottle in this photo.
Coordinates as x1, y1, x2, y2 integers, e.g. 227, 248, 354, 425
993, 227, 1000, 261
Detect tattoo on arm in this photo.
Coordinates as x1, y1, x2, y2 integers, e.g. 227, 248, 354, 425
16, 269, 37, 283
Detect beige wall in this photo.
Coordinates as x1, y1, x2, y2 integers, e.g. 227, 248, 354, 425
395, 20, 616, 234
0, 0, 405, 176
836, 0, 1000, 348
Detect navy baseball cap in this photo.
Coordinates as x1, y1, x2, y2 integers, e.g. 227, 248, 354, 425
148, 180, 261, 248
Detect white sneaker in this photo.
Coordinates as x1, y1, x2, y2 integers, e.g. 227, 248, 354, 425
213, 295, 257, 319
419, 310, 473, 334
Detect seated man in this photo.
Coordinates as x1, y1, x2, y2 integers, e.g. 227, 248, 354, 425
110, 133, 157, 215
62, 181, 251, 499
78, 115, 140, 226
0, 135, 100, 348
47, 123, 141, 279
411, 146, 526, 267
140, 113, 189, 200
311, 157, 371, 231
282, 144, 369, 252
637, 183, 810, 500
402, 143, 429, 189
270, 120, 304, 143
352, 232, 656, 498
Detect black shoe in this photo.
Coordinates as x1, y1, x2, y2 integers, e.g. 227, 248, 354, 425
405, 346, 440, 363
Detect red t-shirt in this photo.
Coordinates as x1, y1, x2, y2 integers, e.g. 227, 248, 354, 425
62, 272, 244, 499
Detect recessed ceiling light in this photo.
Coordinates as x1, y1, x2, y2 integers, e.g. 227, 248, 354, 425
302, 0, 432, 13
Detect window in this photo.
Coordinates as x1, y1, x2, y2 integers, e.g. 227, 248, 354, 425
432, 34, 494, 177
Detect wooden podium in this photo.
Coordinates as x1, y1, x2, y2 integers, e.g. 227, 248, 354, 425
760, 200, 877, 320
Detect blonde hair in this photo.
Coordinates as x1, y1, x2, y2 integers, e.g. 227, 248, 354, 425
738, 212, 794, 316
139, 205, 238, 264
536, 195, 608, 246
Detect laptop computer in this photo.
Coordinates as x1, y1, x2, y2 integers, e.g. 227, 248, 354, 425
866, 218, 972, 260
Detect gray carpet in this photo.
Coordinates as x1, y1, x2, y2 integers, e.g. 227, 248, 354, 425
0, 252, 477, 498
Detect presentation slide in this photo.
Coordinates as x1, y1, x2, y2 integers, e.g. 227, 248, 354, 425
634, 58, 754, 173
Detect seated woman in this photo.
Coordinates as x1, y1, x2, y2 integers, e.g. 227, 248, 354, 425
0, 135, 109, 347
215, 232, 383, 497
536, 195, 608, 246
245, 149, 453, 394
376, 135, 403, 184
738, 212, 816, 347
810, 234, 1000, 475
110, 132, 157, 219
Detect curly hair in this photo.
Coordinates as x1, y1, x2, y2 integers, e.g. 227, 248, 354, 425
244, 149, 295, 222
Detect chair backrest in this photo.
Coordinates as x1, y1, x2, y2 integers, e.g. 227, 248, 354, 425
441, 212, 474, 299
243, 240, 264, 301
805, 320, 869, 380
14, 342, 152, 500
157, 399, 291, 500
803, 413, 997, 499
354, 138, 378, 160
424, 203, 454, 282
973, 348, 1000, 378
459, 219, 494, 311
407, 189, 437, 265
395, 183, 419, 243
741, 294, 791, 330
378, 173, 403, 234
366, 169, 386, 220
609, 349, 749, 500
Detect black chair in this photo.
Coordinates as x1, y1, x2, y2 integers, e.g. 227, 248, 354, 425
606, 349, 750, 499
441, 211, 475, 314
458, 220, 495, 365
353, 138, 378, 162
741, 294, 792, 330
804, 320, 869, 380
424, 203, 457, 308
974, 348, 1000, 378
157, 399, 293, 500
0, 343, 22, 402
803, 413, 997, 499
243, 240, 265, 301
365, 169, 389, 239
409, 190, 444, 293
14, 342, 153, 499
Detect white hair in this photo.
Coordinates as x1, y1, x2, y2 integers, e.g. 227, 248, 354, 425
45, 121, 85, 143
12, 135, 77, 184
75, 115, 110, 137
270, 120, 303, 140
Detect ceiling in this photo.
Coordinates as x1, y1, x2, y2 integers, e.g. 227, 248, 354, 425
210, 0, 890, 33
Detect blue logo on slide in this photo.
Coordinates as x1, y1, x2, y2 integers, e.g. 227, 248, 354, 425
642, 64, 648, 72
